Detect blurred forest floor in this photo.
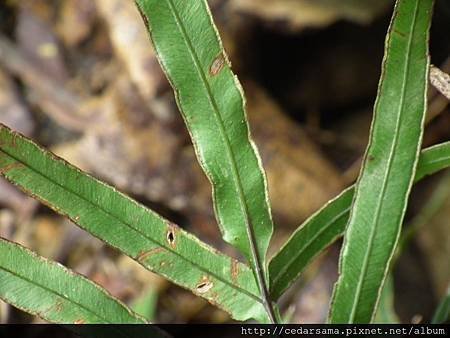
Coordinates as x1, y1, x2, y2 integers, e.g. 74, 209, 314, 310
0, 0, 449, 324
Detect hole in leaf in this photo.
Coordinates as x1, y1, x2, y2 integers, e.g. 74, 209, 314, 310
167, 230, 175, 246
196, 280, 213, 293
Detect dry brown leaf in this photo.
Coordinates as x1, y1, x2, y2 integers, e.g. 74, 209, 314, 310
96, 0, 168, 101
229, 0, 393, 30
0, 69, 34, 136
245, 82, 343, 226
16, 4, 68, 83
0, 69, 37, 218
56, 0, 96, 47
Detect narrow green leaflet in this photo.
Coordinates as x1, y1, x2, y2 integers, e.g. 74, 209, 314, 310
329, 0, 434, 323
269, 141, 450, 299
432, 287, 450, 324
414, 141, 450, 182
0, 124, 268, 323
0, 238, 145, 325
399, 170, 450, 254
374, 275, 399, 324
135, 0, 275, 320
131, 287, 159, 321
269, 188, 353, 299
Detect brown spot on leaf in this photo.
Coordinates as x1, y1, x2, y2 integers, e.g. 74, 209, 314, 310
393, 29, 406, 38
196, 276, 213, 294
137, 247, 164, 262
55, 301, 63, 313
74, 319, 85, 324
208, 291, 220, 307
0, 162, 24, 175
209, 54, 225, 76
42, 300, 64, 316
231, 258, 240, 285
11, 134, 18, 148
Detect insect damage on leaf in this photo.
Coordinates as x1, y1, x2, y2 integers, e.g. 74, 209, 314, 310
166, 223, 179, 248
209, 53, 226, 76
196, 276, 214, 294
0, 123, 268, 323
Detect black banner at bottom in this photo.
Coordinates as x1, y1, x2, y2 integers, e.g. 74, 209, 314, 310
0, 324, 448, 338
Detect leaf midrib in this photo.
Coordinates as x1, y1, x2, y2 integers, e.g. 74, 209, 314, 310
164, 0, 261, 270
271, 205, 350, 292
0, 147, 261, 303
419, 156, 450, 168
347, 0, 421, 322
163, 0, 271, 315
270, 143, 450, 300
0, 265, 115, 324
